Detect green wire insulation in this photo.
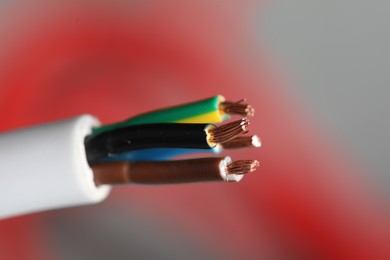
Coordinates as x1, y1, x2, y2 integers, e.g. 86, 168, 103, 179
92, 95, 226, 135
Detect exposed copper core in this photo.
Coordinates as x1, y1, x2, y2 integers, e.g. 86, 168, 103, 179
226, 160, 260, 175
92, 157, 245, 186
221, 135, 261, 149
220, 99, 255, 117
208, 118, 249, 144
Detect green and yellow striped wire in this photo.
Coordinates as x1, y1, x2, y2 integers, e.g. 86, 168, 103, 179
92, 95, 230, 135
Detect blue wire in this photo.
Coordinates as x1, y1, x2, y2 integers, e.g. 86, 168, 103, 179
100, 147, 222, 162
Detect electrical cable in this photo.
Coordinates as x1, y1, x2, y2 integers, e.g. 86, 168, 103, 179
92, 95, 254, 135
99, 146, 223, 162
92, 157, 260, 185
85, 118, 249, 163
0, 95, 260, 219
100, 134, 260, 162
0, 115, 110, 219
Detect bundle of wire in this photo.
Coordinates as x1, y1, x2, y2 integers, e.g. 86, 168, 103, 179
85, 95, 261, 186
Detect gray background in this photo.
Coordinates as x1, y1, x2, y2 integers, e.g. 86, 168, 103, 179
262, 0, 390, 192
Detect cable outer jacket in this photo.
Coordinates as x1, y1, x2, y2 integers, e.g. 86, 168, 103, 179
0, 115, 110, 219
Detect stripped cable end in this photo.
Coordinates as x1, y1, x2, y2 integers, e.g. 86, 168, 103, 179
220, 99, 255, 117
222, 135, 261, 149
209, 118, 250, 144
226, 160, 260, 175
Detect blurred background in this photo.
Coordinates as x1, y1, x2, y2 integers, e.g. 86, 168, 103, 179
0, 0, 389, 259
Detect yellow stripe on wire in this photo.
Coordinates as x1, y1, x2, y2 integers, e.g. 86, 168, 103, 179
176, 111, 225, 124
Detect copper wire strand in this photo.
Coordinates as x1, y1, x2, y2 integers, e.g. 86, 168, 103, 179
220, 99, 255, 117
226, 160, 260, 175
209, 118, 250, 144
221, 135, 261, 149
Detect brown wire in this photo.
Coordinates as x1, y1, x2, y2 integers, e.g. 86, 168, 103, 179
93, 158, 226, 185
92, 157, 259, 186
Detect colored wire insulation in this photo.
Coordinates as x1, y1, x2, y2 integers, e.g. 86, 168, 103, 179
92, 95, 226, 135
100, 146, 222, 162
101, 135, 260, 162
92, 95, 255, 135
85, 118, 249, 163
92, 157, 260, 185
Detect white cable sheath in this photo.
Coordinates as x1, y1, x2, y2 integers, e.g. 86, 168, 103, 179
0, 115, 111, 219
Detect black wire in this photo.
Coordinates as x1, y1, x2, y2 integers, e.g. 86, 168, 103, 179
85, 123, 212, 163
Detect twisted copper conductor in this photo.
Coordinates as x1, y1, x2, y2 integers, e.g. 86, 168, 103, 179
220, 99, 255, 117
208, 118, 249, 144
226, 160, 260, 175
222, 135, 261, 149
